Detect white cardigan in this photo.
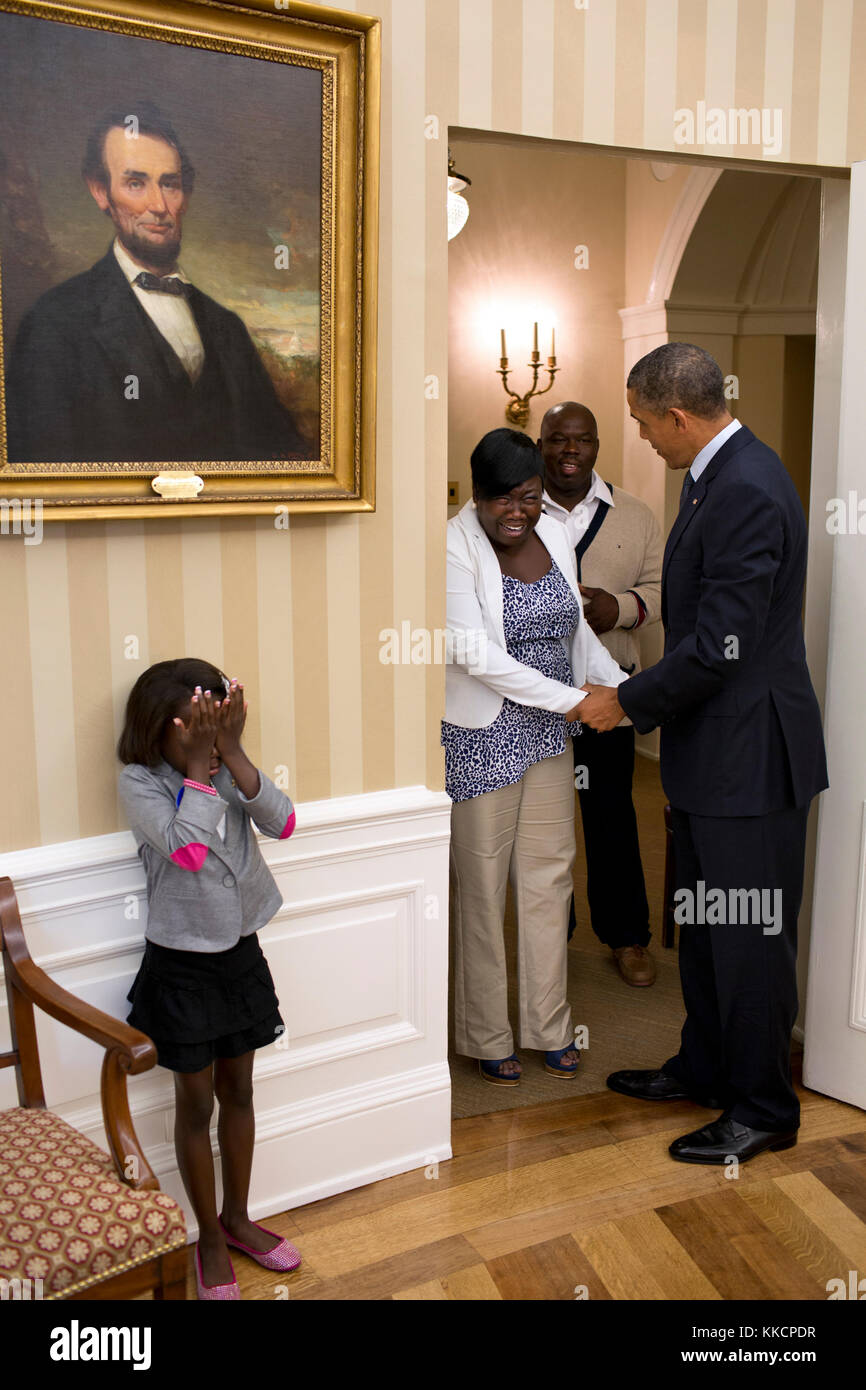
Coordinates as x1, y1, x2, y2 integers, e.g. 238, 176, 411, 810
445, 500, 628, 729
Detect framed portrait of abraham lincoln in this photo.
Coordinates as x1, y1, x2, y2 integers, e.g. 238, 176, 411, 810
0, 0, 379, 519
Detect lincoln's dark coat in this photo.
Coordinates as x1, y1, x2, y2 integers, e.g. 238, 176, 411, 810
6, 249, 309, 464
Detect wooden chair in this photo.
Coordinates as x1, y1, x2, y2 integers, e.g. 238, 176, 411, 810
0, 876, 187, 1299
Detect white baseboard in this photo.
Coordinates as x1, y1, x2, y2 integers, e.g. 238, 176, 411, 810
0, 785, 453, 1228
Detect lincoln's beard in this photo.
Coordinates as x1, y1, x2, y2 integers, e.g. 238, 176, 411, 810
109, 209, 182, 269
119, 227, 182, 269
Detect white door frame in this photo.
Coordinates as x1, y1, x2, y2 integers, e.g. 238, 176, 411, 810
803, 166, 866, 1111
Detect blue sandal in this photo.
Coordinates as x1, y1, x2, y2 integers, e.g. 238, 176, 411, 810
545, 1045, 580, 1078
479, 1054, 521, 1086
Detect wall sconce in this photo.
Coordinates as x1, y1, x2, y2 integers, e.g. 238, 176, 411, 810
498, 322, 559, 428
447, 150, 471, 241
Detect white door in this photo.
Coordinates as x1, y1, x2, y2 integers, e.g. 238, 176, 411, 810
803, 164, 866, 1110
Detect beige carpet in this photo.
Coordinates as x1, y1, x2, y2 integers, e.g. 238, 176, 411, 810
449, 752, 687, 1118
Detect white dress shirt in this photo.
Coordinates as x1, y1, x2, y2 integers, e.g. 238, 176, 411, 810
689, 417, 742, 482
113, 239, 205, 382
542, 471, 615, 548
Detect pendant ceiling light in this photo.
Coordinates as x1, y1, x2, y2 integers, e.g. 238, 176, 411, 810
447, 149, 472, 241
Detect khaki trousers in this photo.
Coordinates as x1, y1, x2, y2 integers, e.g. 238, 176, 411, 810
450, 747, 576, 1058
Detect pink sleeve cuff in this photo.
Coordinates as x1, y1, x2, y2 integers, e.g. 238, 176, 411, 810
279, 810, 296, 840
170, 842, 209, 872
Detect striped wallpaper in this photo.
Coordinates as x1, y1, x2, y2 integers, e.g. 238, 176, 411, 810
2, 0, 864, 851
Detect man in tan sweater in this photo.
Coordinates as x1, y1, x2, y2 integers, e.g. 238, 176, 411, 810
539, 401, 662, 985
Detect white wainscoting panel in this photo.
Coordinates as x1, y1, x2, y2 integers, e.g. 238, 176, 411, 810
0, 785, 453, 1233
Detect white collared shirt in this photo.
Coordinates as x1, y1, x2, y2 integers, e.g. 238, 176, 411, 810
542, 471, 614, 549
689, 417, 742, 482
113, 239, 205, 382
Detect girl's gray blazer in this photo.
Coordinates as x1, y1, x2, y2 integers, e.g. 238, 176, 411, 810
119, 761, 295, 952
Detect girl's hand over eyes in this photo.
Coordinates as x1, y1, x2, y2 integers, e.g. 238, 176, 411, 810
173, 687, 220, 779
216, 680, 248, 757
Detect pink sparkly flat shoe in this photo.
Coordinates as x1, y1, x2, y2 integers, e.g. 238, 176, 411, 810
218, 1216, 302, 1272
195, 1243, 240, 1300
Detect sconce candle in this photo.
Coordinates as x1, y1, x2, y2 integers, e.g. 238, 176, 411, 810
496, 322, 559, 429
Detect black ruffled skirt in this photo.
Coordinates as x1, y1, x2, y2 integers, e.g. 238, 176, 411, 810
126, 931, 284, 1074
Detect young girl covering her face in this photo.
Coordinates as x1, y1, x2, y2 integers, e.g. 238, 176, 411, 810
117, 657, 299, 1300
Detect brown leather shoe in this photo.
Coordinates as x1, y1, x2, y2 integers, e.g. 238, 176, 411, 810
613, 945, 656, 986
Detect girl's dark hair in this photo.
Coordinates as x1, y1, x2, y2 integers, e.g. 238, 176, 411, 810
117, 658, 229, 767
470, 428, 544, 498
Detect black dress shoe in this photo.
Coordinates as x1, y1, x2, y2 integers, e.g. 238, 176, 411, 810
606, 1069, 724, 1108
669, 1115, 798, 1165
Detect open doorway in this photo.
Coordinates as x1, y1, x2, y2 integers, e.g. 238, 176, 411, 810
445, 129, 822, 1119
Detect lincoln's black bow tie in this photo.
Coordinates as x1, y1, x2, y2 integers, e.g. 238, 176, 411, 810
134, 271, 189, 297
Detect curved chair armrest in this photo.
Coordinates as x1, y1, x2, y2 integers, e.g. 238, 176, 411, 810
1, 877, 159, 1189
0, 879, 156, 1073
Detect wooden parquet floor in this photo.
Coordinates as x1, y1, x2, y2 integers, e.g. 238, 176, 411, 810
178, 1066, 866, 1301
171, 761, 864, 1303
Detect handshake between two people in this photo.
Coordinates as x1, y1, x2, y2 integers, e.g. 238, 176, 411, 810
567, 683, 625, 731
564, 584, 626, 728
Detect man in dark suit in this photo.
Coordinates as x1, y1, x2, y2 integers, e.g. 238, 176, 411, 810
579, 343, 828, 1165
6, 103, 307, 464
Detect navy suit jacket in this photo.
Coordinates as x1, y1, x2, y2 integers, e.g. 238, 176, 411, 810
5, 248, 309, 464
617, 425, 828, 816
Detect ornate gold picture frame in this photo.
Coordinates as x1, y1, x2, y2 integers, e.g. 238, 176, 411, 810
0, 0, 379, 519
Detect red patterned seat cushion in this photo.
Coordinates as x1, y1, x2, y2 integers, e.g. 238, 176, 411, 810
0, 1108, 186, 1299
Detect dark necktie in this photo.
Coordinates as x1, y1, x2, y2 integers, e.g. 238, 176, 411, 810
679, 469, 695, 509
134, 271, 190, 298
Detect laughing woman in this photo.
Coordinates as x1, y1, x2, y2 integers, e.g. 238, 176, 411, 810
444, 428, 628, 1085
